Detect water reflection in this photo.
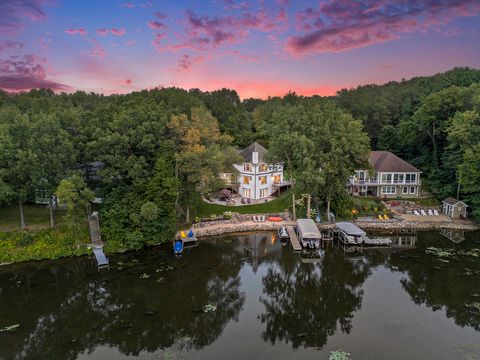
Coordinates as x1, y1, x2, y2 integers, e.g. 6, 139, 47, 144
0, 231, 479, 359
390, 231, 480, 331
0, 240, 245, 360
259, 249, 375, 349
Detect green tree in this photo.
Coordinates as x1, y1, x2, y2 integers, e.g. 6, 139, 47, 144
55, 175, 94, 240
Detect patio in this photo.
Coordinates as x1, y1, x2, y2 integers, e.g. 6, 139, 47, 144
203, 189, 278, 206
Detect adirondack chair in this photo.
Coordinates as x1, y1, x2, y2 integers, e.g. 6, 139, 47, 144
433, 209, 439, 216
413, 210, 421, 216
427, 209, 434, 216
420, 209, 427, 216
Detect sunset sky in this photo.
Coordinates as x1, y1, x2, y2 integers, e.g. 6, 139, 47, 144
1, 0, 480, 98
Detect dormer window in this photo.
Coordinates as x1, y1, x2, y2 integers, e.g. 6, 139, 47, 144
244, 163, 251, 172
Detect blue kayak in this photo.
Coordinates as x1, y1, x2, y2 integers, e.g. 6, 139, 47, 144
173, 240, 183, 254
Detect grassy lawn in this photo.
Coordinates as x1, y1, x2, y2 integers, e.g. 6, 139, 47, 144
192, 190, 293, 219
0, 204, 66, 232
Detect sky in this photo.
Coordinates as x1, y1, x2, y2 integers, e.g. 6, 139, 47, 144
0, 0, 480, 99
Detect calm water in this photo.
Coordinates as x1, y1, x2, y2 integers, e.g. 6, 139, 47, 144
1, 230, 480, 360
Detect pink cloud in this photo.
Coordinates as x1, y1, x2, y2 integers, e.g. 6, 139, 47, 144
96, 28, 108, 36
151, 6, 288, 53
178, 54, 204, 70
88, 39, 107, 58
154, 12, 166, 19
0, 54, 69, 91
0, 40, 25, 52
147, 21, 166, 30
65, 28, 87, 36
0, 0, 48, 33
118, 79, 133, 85
110, 28, 126, 36
287, 0, 480, 55
121, 2, 134, 8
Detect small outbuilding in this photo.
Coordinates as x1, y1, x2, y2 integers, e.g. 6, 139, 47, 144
442, 197, 468, 219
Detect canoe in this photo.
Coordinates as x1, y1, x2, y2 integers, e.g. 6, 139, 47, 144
268, 216, 283, 222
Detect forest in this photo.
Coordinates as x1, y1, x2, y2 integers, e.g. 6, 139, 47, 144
0, 67, 479, 253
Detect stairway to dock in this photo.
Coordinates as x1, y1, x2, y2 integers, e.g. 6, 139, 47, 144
88, 213, 109, 270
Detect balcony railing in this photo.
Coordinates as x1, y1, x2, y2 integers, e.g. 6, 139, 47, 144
349, 178, 421, 185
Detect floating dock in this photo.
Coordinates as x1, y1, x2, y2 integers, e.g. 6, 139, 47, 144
286, 226, 302, 251
92, 246, 109, 270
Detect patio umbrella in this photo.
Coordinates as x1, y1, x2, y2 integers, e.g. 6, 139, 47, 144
219, 189, 231, 198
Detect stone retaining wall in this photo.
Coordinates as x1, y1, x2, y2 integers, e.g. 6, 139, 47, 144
187, 218, 477, 239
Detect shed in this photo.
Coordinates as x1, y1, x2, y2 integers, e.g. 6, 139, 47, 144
442, 197, 468, 219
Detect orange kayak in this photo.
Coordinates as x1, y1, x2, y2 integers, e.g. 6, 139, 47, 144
268, 216, 283, 222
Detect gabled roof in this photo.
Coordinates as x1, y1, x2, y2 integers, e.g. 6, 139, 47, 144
239, 141, 267, 163
442, 197, 468, 207
370, 151, 421, 173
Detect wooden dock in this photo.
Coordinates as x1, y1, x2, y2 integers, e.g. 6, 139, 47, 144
286, 226, 302, 251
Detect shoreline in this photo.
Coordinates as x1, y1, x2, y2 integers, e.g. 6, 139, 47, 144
190, 218, 479, 238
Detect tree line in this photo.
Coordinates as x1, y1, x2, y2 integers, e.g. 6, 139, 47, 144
0, 67, 479, 250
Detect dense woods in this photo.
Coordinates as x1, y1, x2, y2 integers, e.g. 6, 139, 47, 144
0, 67, 479, 252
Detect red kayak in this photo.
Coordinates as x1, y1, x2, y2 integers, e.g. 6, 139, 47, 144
268, 216, 283, 222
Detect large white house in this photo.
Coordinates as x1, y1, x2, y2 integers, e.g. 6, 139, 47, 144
219, 142, 287, 200
347, 151, 422, 198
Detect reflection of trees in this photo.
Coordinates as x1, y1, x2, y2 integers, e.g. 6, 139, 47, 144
390, 231, 480, 331
259, 249, 372, 349
0, 239, 244, 360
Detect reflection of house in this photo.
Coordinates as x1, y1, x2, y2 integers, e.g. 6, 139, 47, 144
219, 142, 289, 200
390, 228, 417, 247
442, 197, 468, 219
440, 228, 466, 243
233, 233, 281, 271
347, 151, 422, 198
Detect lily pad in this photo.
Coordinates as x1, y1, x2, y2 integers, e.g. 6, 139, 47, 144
0, 324, 20, 333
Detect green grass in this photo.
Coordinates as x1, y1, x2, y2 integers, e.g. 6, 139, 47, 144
192, 190, 293, 219
0, 204, 66, 232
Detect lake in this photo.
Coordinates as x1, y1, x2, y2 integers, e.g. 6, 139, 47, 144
0, 230, 479, 360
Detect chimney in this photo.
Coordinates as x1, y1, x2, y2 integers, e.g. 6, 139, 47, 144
252, 151, 258, 164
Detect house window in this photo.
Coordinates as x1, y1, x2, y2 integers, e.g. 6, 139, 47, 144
259, 176, 267, 185
381, 186, 396, 194
244, 189, 251, 198
402, 186, 408, 194
259, 164, 268, 172
243, 176, 251, 185
381, 174, 392, 183
273, 174, 281, 183
244, 163, 251, 172
410, 186, 415, 194
394, 174, 404, 183
260, 188, 269, 198
406, 174, 416, 183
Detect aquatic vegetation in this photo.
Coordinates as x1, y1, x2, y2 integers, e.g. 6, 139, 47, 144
139, 273, 150, 279
329, 350, 351, 360
425, 247, 454, 258
203, 304, 217, 313
0, 324, 20, 333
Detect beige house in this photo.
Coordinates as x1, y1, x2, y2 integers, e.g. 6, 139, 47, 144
347, 151, 422, 198
442, 197, 468, 219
